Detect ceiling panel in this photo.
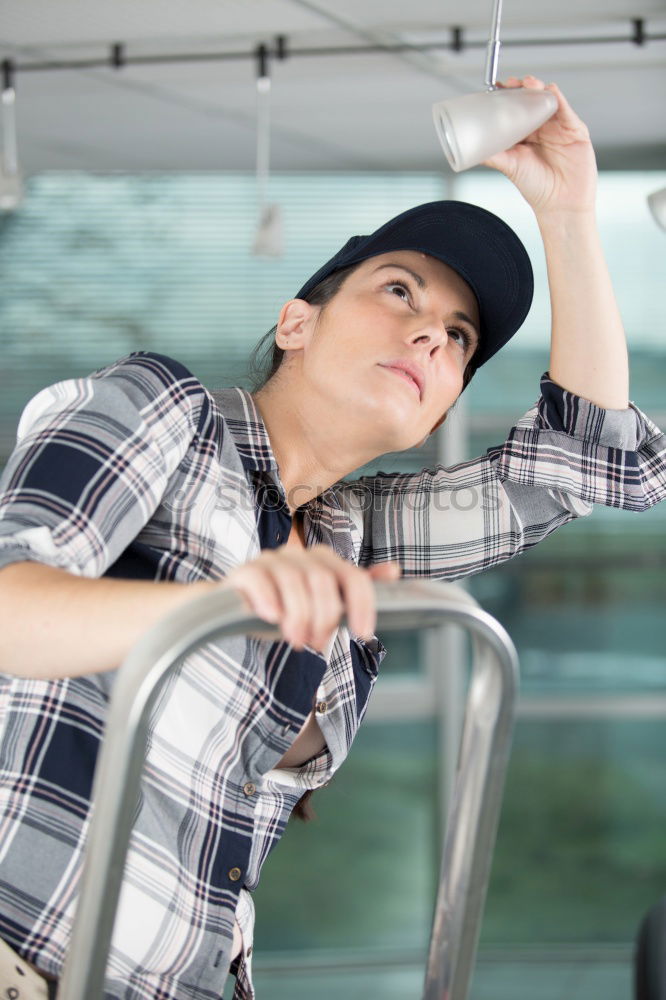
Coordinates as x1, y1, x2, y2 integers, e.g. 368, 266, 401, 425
1, 0, 665, 174
314, 0, 666, 29
0, 0, 326, 47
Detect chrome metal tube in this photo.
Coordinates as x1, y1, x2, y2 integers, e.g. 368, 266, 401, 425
56, 579, 518, 1000
422, 623, 517, 1000
484, 0, 503, 89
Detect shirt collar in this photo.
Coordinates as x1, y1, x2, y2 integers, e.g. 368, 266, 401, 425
210, 387, 362, 561
210, 387, 279, 475
210, 386, 348, 520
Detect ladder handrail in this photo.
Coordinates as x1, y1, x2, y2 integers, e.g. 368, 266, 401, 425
57, 578, 519, 1000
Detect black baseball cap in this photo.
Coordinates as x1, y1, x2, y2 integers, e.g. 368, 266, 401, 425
295, 200, 533, 368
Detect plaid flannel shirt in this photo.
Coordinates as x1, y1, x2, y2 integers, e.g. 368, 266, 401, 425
0, 351, 664, 1000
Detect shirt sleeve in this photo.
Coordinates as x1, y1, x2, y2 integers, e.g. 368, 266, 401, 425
0, 352, 208, 577
336, 373, 666, 581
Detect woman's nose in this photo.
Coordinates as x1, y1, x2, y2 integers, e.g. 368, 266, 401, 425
409, 323, 445, 350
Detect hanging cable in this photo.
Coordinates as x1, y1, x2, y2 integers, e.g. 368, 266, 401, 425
252, 43, 283, 257
255, 43, 271, 212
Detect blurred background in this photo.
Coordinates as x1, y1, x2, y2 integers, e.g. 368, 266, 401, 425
1, 3, 665, 998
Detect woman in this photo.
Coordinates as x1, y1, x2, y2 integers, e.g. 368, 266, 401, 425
0, 78, 664, 1000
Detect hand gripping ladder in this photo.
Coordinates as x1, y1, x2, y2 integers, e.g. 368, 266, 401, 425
57, 578, 519, 1000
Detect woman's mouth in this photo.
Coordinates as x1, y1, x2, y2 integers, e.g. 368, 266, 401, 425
379, 363, 423, 400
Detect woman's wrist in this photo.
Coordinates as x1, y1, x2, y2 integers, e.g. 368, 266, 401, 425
536, 206, 597, 236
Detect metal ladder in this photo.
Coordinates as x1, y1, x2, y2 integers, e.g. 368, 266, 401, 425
57, 578, 519, 1000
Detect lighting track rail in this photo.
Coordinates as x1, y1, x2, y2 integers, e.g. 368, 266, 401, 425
1, 19, 664, 81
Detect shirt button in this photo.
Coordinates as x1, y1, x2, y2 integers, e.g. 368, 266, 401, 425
275, 531, 282, 543
315, 700, 328, 714
243, 781, 256, 797
228, 867, 242, 882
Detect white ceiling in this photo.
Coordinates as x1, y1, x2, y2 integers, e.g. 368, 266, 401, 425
1, 0, 665, 174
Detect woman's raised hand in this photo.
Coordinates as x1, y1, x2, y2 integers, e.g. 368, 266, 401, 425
220, 545, 402, 653
483, 76, 597, 217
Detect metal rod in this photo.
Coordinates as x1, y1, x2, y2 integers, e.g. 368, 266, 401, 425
56, 579, 517, 1000
423, 628, 516, 1000
484, 0, 503, 90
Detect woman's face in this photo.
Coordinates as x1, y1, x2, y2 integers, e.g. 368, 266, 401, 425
278, 250, 481, 453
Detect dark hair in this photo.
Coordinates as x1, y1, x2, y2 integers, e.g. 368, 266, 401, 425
249, 264, 479, 824
247, 264, 360, 393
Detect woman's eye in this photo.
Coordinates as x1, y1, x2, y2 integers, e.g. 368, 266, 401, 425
448, 326, 471, 350
386, 281, 411, 303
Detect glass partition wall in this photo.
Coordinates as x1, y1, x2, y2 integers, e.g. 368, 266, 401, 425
1, 170, 665, 1000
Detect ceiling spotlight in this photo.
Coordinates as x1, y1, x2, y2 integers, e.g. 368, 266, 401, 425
252, 203, 284, 257
647, 187, 666, 231
432, 0, 557, 172
1, 62, 24, 211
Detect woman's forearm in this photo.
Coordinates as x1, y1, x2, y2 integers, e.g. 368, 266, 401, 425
538, 209, 629, 410
481, 78, 629, 411
0, 561, 216, 679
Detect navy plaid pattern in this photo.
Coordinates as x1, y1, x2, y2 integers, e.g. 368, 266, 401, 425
0, 351, 664, 999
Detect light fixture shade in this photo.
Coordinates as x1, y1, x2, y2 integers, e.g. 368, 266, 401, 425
1, 84, 23, 210
252, 203, 284, 257
0, 163, 23, 211
647, 187, 666, 231
433, 87, 558, 173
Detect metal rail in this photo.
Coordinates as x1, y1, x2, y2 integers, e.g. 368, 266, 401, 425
56, 578, 518, 1000
5, 20, 662, 77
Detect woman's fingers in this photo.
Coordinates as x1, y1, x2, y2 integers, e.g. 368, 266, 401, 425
222, 548, 401, 652
367, 561, 401, 581
293, 544, 374, 644
270, 558, 314, 648
223, 556, 308, 646
334, 555, 378, 642
499, 76, 587, 138
303, 563, 345, 652
221, 562, 282, 623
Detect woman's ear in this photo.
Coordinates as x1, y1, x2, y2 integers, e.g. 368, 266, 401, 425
275, 299, 318, 351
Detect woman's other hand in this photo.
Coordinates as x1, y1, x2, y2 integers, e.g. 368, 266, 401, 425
220, 545, 401, 653
483, 76, 597, 218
